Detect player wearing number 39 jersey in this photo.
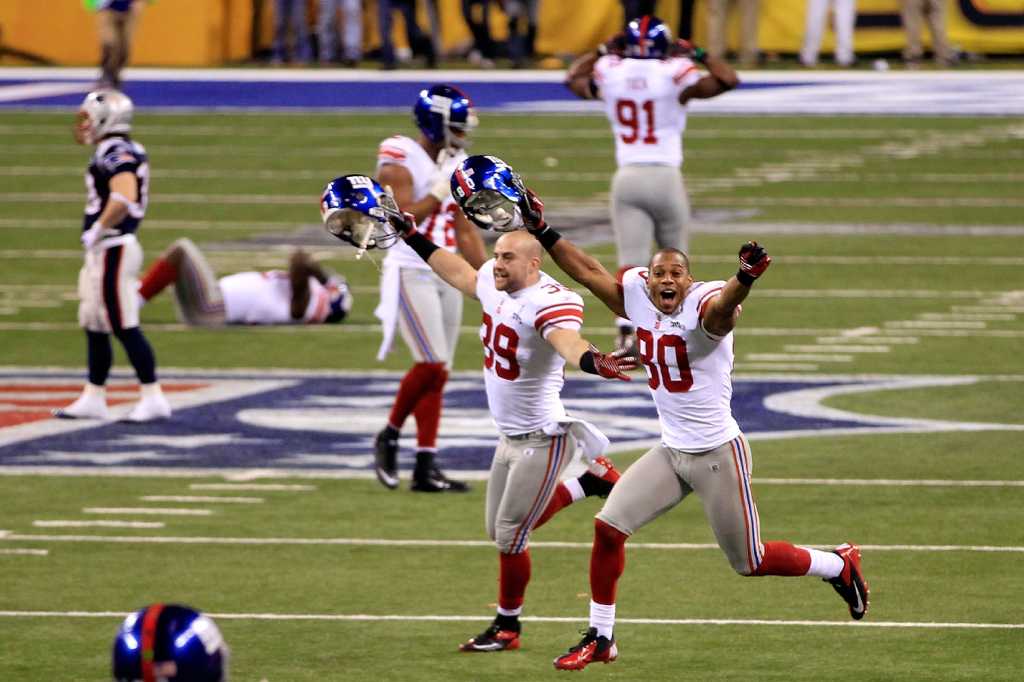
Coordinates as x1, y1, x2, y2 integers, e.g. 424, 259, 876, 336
565, 15, 739, 354
510, 189, 870, 671
387, 200, 637, 656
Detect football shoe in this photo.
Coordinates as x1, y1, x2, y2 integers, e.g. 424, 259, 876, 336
373, 428, 400, 490
459, 622, 520, 652
52, 385, 109, 420
578, 456, 621, 498
827, 542, 870, 620
553, 627, 617, 671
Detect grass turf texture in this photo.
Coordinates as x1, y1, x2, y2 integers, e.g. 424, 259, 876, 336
1, 110, 1023, 679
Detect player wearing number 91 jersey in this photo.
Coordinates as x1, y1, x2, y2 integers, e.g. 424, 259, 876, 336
564, 15, 739, 354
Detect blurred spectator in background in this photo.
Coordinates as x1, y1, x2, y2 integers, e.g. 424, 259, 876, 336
621, 0, 656, 22
707, 0, 760, 68
462, 0, 496, 68
379, 0, 437, 69
506, 0, 539, 68
678, 0, 696, 40
273, 0, 312, 64
800, 0, 856, 67
901, 0, 956, 67
318, 0, 363, 66
95, 0, 144, 90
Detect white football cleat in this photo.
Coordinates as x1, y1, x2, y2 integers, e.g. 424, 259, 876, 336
52, 383, 109, 420
123, 383, 172, 423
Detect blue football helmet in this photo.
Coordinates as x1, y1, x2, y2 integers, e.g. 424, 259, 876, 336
450, 155, 527, 232
624, 15, 672, 59
323, 275, 353, 324
320, 174, 402, 250
112, 604, 228, 682
413, 84, 478, 150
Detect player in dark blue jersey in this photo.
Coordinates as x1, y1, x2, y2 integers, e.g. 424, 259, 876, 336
54, 90, 171, 422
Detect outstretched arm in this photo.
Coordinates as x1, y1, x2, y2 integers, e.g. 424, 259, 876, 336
702, 242, 772, 337
454, 210, 487, 270
518, 190, 627, 318
391, 211, 479, 299
546, 328, 637, 381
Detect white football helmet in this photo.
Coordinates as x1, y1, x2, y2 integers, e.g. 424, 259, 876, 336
76, 89, 133, 144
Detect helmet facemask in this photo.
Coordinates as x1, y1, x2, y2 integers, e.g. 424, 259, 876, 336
463, 189, 523, 232
323, 190, 402, 251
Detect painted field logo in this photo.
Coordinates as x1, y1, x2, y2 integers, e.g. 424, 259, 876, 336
0, 370, 1018, 475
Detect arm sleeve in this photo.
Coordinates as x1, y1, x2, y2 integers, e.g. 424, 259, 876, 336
534, 291, 585, 339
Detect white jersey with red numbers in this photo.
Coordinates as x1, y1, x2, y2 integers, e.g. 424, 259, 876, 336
219, 271, 331, 325
476, 260, 585, 435
375, 135, 465, 270
593, 55, 702, 168
620, 267, 740, 451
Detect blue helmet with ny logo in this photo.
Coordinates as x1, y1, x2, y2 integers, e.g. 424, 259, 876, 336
413, 84, 478, 150
320, 174, 402, 251
112, 604, 228, 682
625, 15, 672, 59
450, 155, 527, 232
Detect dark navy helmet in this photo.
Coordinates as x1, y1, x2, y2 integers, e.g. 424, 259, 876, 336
450, 155, 526, 232
624, 15, 672, 59
413, 84, 478, 150
320, 174, 402, 251
112, 604, 228, 682
323, 275, 353, 324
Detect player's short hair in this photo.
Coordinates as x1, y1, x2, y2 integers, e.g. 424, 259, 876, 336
649, 248, 690, 271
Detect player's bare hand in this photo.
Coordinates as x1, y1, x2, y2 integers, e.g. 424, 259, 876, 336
737, 241, 771, 285
598, 32, 627, 57
672, 39, 707, 63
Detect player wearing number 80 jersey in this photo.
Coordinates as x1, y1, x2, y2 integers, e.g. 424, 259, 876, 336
507, 189, 871, 671
565, 15, 739, 353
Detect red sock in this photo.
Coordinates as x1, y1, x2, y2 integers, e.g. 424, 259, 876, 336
753, 541, 812, 576
388, 362, 444, 430
531, 484, 572, 531
412, 368, 447, 449
138, 258, 178, 301
590, 519, 627, 604
499, 550, 531, 611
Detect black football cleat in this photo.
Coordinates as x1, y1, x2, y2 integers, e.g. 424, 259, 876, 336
411, 465, 470, 493
577, 456, 621, 498
553, 627, 617, 671
827, 542, 870, 620
459, 622, 520, 652
373, 428, 400, 490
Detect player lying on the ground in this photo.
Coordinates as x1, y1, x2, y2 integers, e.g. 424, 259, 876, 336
490, 174, 869, 671
137, 239, 352, 326
330, 164, 637, 653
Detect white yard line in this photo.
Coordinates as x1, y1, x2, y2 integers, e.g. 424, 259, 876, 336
82, 507, 212, 516
755, 478, 1024, 488
3, 534, 1022, 553
733, 363, 819, 371
0, 609, 1020, 630
0, 548, 48, 556
189, 483, 315, 491
139, 495, 263, 504
746, 354, 854, 362
784, 345, 891, 354
33, 520, 165, 529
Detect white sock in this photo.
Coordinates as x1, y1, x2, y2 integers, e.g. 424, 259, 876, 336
139, 382, 163, 400
82, 383, 106, 399
564, 478, 585, 502
589, 600, 615, 640
496, 605, 522, 617
802, 547, 844, 579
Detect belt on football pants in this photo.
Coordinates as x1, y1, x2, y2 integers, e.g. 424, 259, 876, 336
504, 429, 547, 441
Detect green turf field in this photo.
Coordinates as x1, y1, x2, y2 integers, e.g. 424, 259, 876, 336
1, 110, 1022, 680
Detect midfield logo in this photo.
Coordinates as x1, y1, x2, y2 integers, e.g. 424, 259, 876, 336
0, 370, 1018, 475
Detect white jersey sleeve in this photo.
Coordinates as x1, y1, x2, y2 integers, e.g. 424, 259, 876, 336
476, 266, 583, 435
621, 270, 740, 451
594, 55, 701, 168
376, 135, 464, 270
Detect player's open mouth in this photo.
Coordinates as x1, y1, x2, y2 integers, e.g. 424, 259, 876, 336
659, 289, 676, 302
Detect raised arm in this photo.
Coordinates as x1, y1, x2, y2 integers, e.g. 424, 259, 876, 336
546, 328, 637, 381
702, 242, 772, 337
675, 40, 740, 105
564, 33, 623, 100
518, 190, 627, 318
390, 211, 479, 299
454, 209, 487, 269
288, 250, 331, 320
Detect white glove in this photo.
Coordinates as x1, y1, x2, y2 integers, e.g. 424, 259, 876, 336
80, 221, 106, 250
429, 149, 463, 202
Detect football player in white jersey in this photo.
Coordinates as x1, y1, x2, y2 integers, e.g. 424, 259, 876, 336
371, 84, 488, 494
509, 189, 870, 671
564, 15, 739, 355
382, 156, 637, 654
136, 239, 352, 326
53, 90, 172, 423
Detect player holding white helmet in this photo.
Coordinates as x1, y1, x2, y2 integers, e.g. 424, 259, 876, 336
54, 90, 171, 423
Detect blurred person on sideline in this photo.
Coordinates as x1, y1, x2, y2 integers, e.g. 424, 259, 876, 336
93, 0, 144, 90
901, 0, 957, 67
273, 0, 312, 64
318, 0, 363, 66
462, 0, 497, 68
801, 0, 856, 67
707, 0, 760, 68
378, 0, 437, 69
505, 0, 539, 68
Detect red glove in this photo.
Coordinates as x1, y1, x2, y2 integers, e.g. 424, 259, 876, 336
737, 241, 771, 286
580, 347, 638, 381
388, 210, 418, 239
518, 188, 547, 233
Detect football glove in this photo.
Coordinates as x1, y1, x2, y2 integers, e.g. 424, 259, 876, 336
672, 39, 707, 63
517, 187, 547, 233
80, 221, 106, 250
580, 346, 638, 382
737, 241, 771, 286
388, 210, 418, 239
